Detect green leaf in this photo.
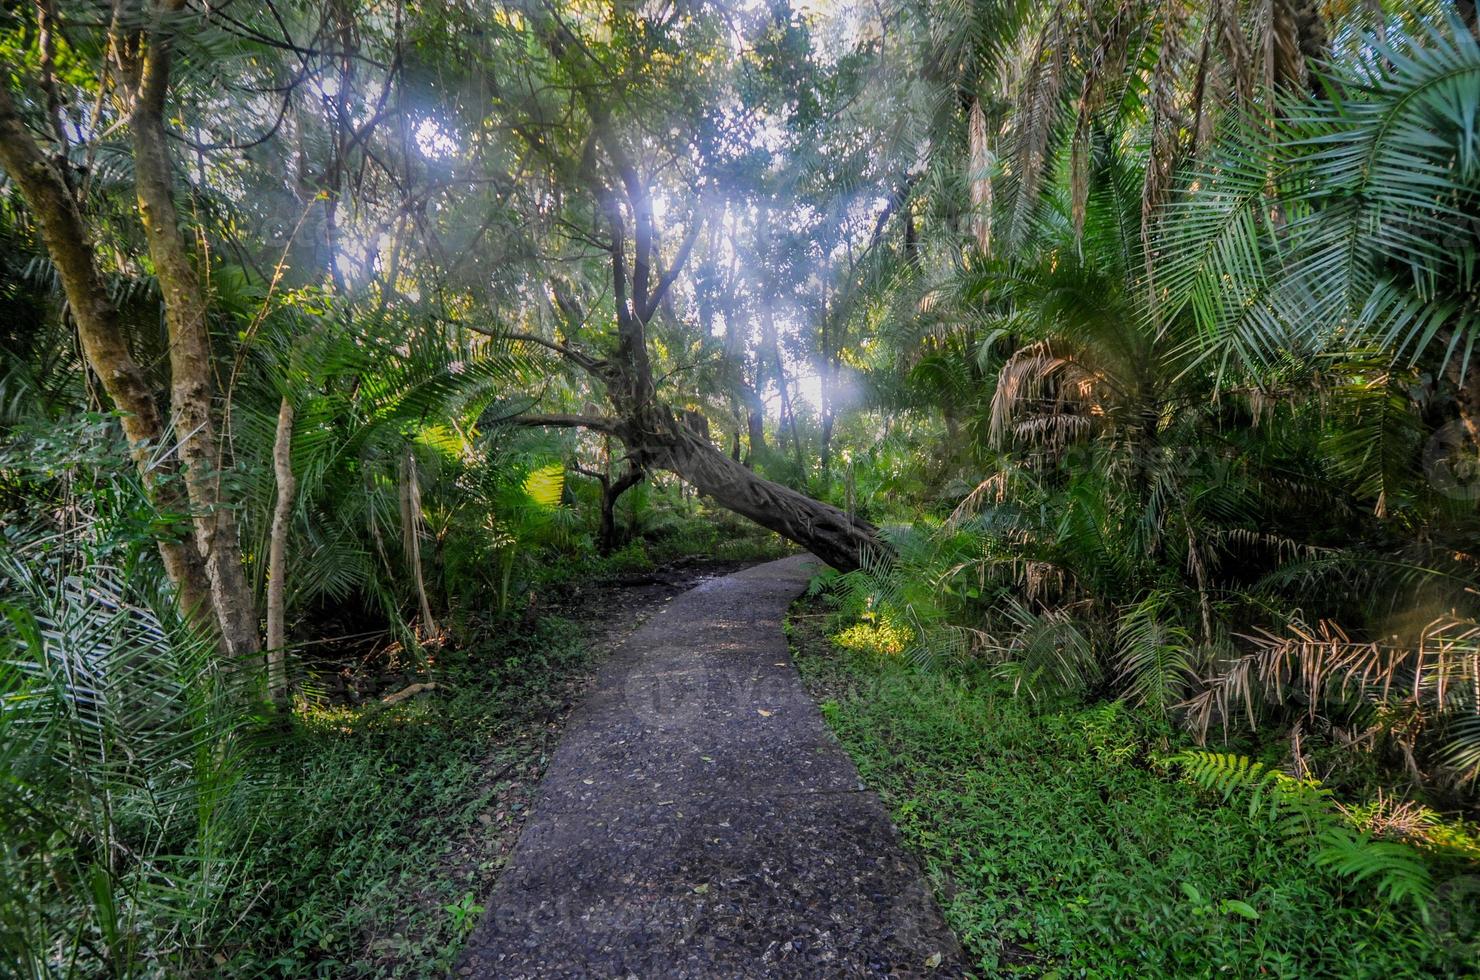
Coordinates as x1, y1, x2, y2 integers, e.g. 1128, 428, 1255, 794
522, 463, 565, 509
1220, 899, 1260, 920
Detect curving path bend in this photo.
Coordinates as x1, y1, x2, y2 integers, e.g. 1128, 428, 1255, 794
454, 555, 966, 978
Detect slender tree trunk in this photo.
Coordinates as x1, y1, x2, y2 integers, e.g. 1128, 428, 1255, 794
598, 481, 618, 553
0, 84, 218, 632
125, 14, 260, 659
819, 304, 838, 483
819, 298, 832, 479
400, 448, 439, 637
576, 466, 620, 555
266, 396, 295, 702
595, 466, 645, 554
821, 409, 835, 476
719, 270, 766, 467
746, 407, 766, 466
36, 0, 70, 155
761, 312, 806, 475
754, 203, 805, 474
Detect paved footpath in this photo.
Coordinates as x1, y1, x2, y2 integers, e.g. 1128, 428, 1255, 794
454, 555, 966, 978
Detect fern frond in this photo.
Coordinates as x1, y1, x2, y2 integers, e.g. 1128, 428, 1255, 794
1176, 751, 1435, 914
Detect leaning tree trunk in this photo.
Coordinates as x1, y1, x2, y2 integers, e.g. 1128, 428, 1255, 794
525, 407, 882, 570
614, 413, 881, 572
0, 84, 219, 633
126, 12, 261, 660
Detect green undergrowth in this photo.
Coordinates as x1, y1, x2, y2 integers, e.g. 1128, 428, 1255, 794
788, 600, 1480, 978
526, 503, 794, 594
218, 616, 587, 977
637, 502, 796, 565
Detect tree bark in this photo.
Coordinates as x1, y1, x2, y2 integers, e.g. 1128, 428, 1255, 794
266, 396, 295, 702
599, 466, 646, 554
0, 83, 218, 631
775, 354, 806, 474
745, 400, 767, 461
124, 8, 261, 659
619, 413, 880, 572
819, 292, 836, 481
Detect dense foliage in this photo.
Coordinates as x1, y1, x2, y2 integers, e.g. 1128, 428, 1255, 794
3, 0, 1480, 974
792, 601, 1480, 976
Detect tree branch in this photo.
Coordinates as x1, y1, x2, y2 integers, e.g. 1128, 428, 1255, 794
465, 324, 603, 372
570, 462, 610, 487
867, 173, 920, 251
640, 209, 703, 322
514, 413, 618, 432
594, 120, 653, 317
609, 464, 646, 496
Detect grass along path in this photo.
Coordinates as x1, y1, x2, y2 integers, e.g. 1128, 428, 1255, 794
787, 596, 1480, 978
216, 561, 742, 977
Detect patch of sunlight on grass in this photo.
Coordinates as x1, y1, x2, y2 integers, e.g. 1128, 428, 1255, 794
832, 616, 913, 656
294, 696, 437, 735
295, 699, 366, 732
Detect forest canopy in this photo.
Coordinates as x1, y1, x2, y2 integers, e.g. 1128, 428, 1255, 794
3, 0, 1480, 974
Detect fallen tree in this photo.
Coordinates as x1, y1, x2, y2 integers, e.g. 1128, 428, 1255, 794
512, 403, 881, 572
475, 184, 879, 569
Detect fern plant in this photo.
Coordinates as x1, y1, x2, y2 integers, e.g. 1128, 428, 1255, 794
1175, 751, 1436, 914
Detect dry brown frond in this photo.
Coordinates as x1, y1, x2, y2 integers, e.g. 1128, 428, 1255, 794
1206, 526, 1332, 563
990, 340, 1069, 446
1182, 617, 1480, 778
1013, 412, 1093, 448
1216, 0, 1253, 101
1339, 790, 1438, 843
1072, 0, 1138, 235
948, 470, 1011, 524
1071, 124, 1091, 236
969, 98, 994, 256
1270, 0, 1308, 92
1188, 13, 1216, 153
991, 339, 1114, 452
1023, 559, 1069, 603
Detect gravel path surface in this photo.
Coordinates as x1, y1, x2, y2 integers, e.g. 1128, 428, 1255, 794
453, 555, 966, 978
